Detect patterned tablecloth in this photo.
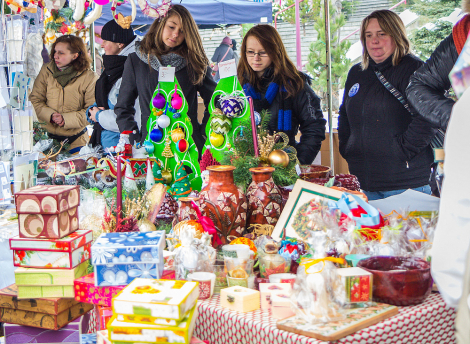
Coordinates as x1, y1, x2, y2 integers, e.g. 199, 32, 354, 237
193, 293, 456, 344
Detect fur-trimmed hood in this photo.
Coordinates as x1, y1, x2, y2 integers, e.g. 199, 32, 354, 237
464, 0, 470, 13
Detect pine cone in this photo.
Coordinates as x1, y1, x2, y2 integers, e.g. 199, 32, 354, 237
156, 193, 178, 219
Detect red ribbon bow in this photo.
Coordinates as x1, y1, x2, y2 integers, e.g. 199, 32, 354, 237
191, 201, 222, 247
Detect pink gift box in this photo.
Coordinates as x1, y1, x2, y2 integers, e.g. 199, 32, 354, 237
74, 273, 125, 307
259, 283, 291, 310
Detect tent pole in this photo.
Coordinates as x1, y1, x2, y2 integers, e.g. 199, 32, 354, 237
295, 0, 301, 70
89, 1, 96, 72
324, 0, 334, 174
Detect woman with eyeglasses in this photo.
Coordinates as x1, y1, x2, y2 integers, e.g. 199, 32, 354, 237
238, 25, 326, 165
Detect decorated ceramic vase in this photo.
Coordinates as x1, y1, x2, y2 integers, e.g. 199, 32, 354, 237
199, 165, 247, 247
246, 167, 282, 231
176, 197, 199, 223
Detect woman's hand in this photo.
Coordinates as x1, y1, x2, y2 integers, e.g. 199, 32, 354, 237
89, 107, 104, 122
51, 113, 65, 127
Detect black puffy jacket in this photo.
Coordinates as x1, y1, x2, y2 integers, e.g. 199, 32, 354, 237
339, 54, 437, 192
406, 34, 458, 130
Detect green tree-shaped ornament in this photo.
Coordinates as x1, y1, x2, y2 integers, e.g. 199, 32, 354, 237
169, 162, 192, 199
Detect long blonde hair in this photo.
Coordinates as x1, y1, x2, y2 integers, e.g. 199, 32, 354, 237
360, 10, 410, 70
139, 5, 209, 85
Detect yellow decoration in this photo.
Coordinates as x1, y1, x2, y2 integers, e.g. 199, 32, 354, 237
230, 237, 257, 255
268, 149, 289, 168
173, 220, 205, 239
171, 126, 185, 143
116, 12, 132, 29
161, 169, 173, 184
210, 132, 225, 148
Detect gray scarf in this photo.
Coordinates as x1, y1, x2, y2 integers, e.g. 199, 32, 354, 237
135, 41, 187, 72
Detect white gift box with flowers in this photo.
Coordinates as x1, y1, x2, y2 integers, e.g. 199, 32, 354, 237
91, 231, 165, 286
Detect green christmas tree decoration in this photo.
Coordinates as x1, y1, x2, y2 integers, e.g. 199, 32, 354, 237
203, 75, 252, 163
152, 160, 164, 183
146, 78, 202, 191
169, 162, 192, 199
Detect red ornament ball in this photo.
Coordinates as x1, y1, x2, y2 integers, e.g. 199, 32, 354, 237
176, 139, 188, 153
111, 6, 115, 10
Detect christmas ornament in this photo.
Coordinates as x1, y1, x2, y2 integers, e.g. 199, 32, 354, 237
94, 0, 109, 5
143, 140, 154, 154
123, 160, 138, 193
136, 0, 170, 18
111, 0, 135, 29
161, 137, 174, 184
137, 218, 156, 232
145, 159, 155, 191
210, 113, 232, 136
221, 96, 245, 118
210, 132, 225, 148
162, 170, 173, 184
254, 111, 261, 125
152, 160, 164, 183
171, 85, 183, 110
268, 149, 289, 168
169, 162, 192, 199
176, 139, 188, 153
152, 85, 166, 109
173, 112, 181, 119
150, 127, 163, 142
171, 126, 185, 143
157, 114, 170, 128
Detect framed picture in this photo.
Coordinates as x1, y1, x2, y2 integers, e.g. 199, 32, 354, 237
272, 180, 348, 241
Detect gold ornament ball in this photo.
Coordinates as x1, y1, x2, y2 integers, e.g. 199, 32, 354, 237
171, 127, 185, 143
162, 170, 173, 184
268, 149, 289, 168
210, 132, 225, 148
137, 218, 156, 232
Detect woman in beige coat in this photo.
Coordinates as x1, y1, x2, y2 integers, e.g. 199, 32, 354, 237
31, 35, 97, 153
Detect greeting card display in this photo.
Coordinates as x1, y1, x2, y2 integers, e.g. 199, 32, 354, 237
146, 79, 202, 190
112, 278, 199, 320
91, 232, 165, 286
202, 75, 252, 163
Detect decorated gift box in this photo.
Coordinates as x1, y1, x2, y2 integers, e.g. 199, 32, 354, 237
92, 231, 165, 286
108, 304, 198, 343
220, 286, 260, 313
112, 278, 199, 321
271, 291, 295, 320
18, 207, 79, 239
15, 185, 80, 215
18, 285, 75, 299
336, 267, 373, 303
259, 283, 292, 310
115, 307, 192, 326
98, 330, 206, 344
10, 230, 92, 269
0, 284, 93, 330
15, 261, 89, 286
98, 305, 113, 330
74, 273, 126, 307
4, 312, 90, 344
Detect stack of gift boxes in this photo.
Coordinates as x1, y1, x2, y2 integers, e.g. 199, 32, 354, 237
2, 185, 94, 344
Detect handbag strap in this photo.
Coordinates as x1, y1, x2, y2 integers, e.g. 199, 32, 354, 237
375, 69, 445, 148
219, 47, 230, 64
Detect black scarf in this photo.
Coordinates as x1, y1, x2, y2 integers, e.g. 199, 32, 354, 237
90, 54, 128, 147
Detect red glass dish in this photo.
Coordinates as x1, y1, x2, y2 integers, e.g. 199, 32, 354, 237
357, 256, 432, 306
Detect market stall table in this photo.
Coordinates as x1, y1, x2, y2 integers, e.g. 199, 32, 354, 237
193, 293, 456, 344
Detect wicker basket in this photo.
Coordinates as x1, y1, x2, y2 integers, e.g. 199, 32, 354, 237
299, 165, 332, 180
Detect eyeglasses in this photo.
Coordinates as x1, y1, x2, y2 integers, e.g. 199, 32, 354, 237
246, 51, 269, 58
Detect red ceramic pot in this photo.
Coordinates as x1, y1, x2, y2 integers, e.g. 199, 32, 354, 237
357, 256, 432, 306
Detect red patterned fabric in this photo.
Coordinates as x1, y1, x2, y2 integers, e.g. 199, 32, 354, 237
194, 293, 455, 343
88, 306, 99, 333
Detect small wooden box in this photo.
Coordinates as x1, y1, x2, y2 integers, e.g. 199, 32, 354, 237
220, 286, 260, 312
259, 283, 291, 310
271, 292, 294, 320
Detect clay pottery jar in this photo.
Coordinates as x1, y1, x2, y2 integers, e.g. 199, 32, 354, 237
246, 167, 282, 232
176, 197, 199, 223
199, 165, 247, 248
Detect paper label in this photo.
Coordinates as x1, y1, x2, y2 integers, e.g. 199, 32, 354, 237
219, 59, 237, 79
295, 164, 301, 175
158, 67, 175, 82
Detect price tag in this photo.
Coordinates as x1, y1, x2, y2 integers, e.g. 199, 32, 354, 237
219, 59, 237, 79
159, 67, 176, 82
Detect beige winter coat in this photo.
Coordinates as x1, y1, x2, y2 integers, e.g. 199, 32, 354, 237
30, 62, 98, 151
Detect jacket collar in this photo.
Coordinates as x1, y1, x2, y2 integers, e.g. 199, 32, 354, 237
369, 54, 394, 71
46, 61, 86, 82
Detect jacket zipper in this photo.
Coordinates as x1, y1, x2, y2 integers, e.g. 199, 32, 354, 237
361, 101, 369, 189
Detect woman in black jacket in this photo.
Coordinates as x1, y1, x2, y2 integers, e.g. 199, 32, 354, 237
238, 25, 326, 165
339, 10, 437, 200
115, 5, 216, 153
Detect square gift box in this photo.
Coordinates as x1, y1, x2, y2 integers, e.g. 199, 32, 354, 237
10, 230, 92, 269
0, 284, 93, 330
112, 278, 199, 321
17, 285, 75, 299
4, 313, 90, 344
15, 260, 89, 286
74, 273, 125, 307
220, 286, 260, 312
18, 207, 79, 239
15, 185, 80, 215
336, 267, 373, 303
259, 283, 292, 310
97, 305, 113, 330
91, 231, 165, 286
107, 304, 198, 343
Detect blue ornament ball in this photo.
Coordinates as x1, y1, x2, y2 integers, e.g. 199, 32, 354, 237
150, 128, 163, 142
254, 111, 261, 126
143, 141, 154, 154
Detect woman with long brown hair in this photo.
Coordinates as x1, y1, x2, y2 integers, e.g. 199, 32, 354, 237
31, 35, 98, 153
115, 4, 216, 152
238, 25, 325, 165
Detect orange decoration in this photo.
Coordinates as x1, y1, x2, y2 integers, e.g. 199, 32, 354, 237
230, 237, 257, 255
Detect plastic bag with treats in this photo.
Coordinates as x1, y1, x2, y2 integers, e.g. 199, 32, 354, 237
173, 229, 199, 280
290, 231, 346, 323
